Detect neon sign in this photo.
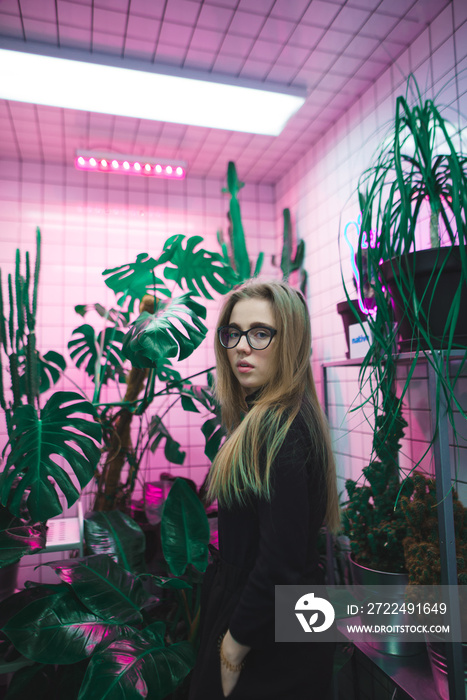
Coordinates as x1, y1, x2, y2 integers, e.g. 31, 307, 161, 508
343, 213, 378, 317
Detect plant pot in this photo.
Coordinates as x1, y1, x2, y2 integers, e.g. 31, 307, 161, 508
425, 634, 467, 700
380, 247, 467, 352
348, 556, 425, 656
337, 299, 375, 359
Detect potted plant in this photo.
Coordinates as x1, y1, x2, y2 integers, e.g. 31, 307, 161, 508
342, 73, 467, 569
400, 472, 467, 699
0, 230, 102, 589
0, 478, 208, 699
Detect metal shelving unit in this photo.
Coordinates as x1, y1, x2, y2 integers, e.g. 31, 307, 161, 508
322, 350, 466, 700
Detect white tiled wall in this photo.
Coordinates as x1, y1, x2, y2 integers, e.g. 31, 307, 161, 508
1, 0, 467, 587
0, 162, 277, 586
275, 0, 467, 506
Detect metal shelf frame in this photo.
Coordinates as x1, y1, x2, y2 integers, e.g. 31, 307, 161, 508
322, 350, 467, 700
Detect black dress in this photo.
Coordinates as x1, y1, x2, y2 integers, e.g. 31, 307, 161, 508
188, 396, 335, 699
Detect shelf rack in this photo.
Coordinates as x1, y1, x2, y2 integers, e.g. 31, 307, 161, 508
322, 350, 467, 700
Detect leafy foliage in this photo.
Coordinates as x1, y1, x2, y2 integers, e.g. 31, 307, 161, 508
159, 234, 239, 299
123, 293, 208, 367
161, 479, 210, 577
68, 324, 127, 384
84, 510, 147, 573
1, 391, 101, 522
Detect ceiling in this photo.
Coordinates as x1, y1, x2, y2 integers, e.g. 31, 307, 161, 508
0, 0, 451, 184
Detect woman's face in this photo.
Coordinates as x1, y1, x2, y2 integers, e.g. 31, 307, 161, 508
226, 297, 277, 396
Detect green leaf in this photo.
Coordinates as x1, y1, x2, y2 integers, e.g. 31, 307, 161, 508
148, 416, 185, 465
103, 254, 170, 308
38, 350, 66, 393
46, 554, 152, 624
139, 574, 192, 591
84, 511, 146, 574
161, 478, 210, 576
0, 521, 46, 567
1, 585, 126, 664
75, 304, 131, 326
68, 324, 127, 385
159, 234, 238, 299
122, 293, 208, 368
0, 392, 102, 522
201, 416, 226, 462
78, 632, 195, 700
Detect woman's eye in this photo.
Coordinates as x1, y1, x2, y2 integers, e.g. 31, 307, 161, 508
253, 329, 268, 339
229, 330, 240, 339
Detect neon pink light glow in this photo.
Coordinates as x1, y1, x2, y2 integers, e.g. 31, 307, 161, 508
75, 156, 186, 179
343, 213, 377, 318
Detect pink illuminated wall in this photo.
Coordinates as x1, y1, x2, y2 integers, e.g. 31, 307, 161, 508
275, 0, 467, 504
1, 0, 467, 588
0, 162, 278, 585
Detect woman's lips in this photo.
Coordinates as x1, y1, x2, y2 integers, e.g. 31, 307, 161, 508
237, 362, 253, 373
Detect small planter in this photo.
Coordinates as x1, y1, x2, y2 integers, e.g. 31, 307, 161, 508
349, 556, 424, 657
425, 634, 467, 700
337, 299, 375, 359
380, 246, 467, 352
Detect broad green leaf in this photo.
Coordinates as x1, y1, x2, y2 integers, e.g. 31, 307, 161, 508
78, 632, 195, 700
46, 554, 152, 624
0, 521, 46, 567
161, 478, 209, 576
103, 254, 170, 308
139, 574, 192, 591
84, 511, 146, 574
123, 293, 207, 368
38, 350, 66, 393
148, 416, 185, 465
75, 303, 131, 326
201, 416, 226, 462
1, 585, 127, 664
0, 392, 102, 522
68, 324, 127, 385
158, 234, 238, 299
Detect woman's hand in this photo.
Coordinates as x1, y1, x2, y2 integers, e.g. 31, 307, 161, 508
220, 629, 250, 697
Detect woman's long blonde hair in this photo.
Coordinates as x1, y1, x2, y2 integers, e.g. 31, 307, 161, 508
207, 280, 341, 534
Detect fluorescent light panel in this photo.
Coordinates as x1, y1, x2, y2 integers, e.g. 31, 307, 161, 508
0, 44, 306, 136
75, 150, 186, 178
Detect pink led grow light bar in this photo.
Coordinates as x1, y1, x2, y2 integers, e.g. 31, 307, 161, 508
74, 151, 186, 179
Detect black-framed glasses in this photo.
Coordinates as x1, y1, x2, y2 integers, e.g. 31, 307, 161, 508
217, 325, 277, 350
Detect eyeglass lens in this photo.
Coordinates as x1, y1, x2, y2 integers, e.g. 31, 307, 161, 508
219, 326, 273, 349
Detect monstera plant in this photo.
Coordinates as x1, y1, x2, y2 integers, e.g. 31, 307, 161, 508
0, 229, 102, 572
68, 161, 307, 514
0, 478, 209, 700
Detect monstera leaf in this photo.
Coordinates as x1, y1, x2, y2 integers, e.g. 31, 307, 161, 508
68, 324, 127, 384
177, 380, 225, 461
84, 511, 146, 573
161, 478, 210, 576
123, 293, 207, 368
46, 554, 153, 624
0, 392, 102, 522
148, 416, 185, 464
78, 629, 195, 700
158, 234, 238, 299
74, 303, 131, 326
38, 350, 67, 392
103, 254, 170, 308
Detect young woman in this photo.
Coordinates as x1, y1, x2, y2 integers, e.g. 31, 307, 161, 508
189, 280, 340, 700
